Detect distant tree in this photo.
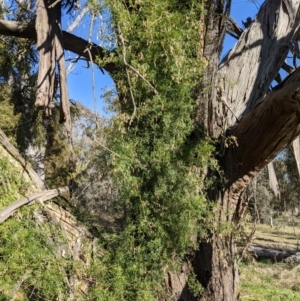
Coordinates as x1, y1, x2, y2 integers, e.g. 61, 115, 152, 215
274, 149, 300, 214
247, 167, 274, 224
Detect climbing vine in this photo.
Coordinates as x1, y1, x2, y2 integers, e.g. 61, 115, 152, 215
88, 0, 215, 299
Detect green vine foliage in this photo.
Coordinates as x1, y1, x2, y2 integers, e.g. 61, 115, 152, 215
89, 0, 216, 299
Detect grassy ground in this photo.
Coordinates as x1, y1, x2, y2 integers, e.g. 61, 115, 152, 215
239, 220, 300, 301
239, 261, 300, 301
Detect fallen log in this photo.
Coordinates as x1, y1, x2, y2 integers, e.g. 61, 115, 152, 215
248, 244, 294, 262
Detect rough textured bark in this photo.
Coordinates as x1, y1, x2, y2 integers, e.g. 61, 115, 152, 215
215, 0, 300, 136
197, 0, 231, 135
35, 1, 70, 122
53, 4, 72, 147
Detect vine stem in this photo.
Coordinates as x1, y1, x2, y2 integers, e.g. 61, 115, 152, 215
117, 24, 159, 125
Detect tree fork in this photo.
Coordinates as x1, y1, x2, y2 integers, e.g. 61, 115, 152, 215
189, 1, 300, 301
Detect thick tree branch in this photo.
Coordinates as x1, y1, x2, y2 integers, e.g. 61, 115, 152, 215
224, 68, 300, 219
0, 19, 116, 73
230, 69, 300, 176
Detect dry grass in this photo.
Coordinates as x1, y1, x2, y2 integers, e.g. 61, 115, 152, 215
252, 221, 300, 251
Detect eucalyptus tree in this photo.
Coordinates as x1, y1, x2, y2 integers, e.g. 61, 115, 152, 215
2, 1, 300, 301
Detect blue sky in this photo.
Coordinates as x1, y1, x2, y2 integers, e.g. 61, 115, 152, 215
64, 1, 260, 115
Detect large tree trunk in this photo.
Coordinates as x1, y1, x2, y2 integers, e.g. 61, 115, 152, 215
189, 1, 300, 300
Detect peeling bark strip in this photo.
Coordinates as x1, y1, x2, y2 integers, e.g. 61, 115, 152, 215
0, 186, 69, 224
35, 0, 73, 154
35, 0, 56, 114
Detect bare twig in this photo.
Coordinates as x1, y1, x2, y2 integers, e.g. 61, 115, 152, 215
88, 14, 99, 124
126, 63, 159, 95
282, 61, 295, 74
83, 47, 99, 126
94, 139, 121, 158
48, 0, 62, 9
67, 6, 89, 33
88, 13, 95, 44
118, 25, 136, 125
117, 24, 159, 123
125, 68, 136, 125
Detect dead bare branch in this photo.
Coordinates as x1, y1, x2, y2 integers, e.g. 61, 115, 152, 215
0, 186, 70, 224
0, 128, 46, 191
67, 6, 89, 33
226, 16, 243, 39
94, 139, 121, 158
48, 0, 62, 9
282, 61, 295, 74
